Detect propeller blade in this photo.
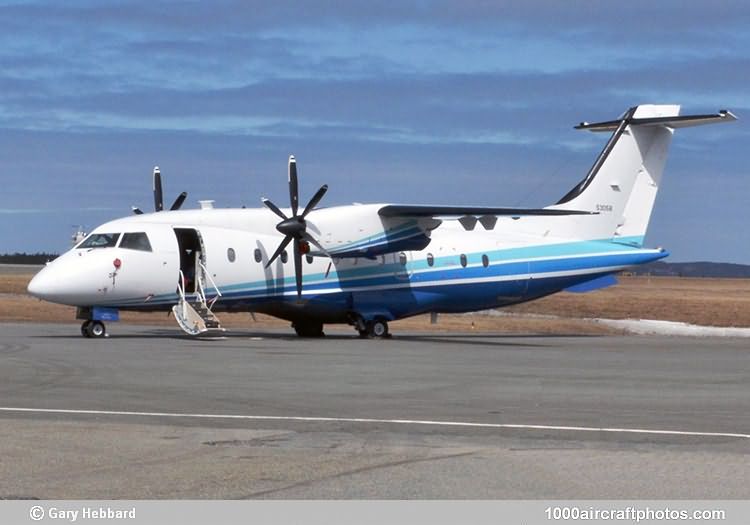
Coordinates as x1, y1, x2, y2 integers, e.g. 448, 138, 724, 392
293, 240, 303, 298
288, 155, 299, 216
132, 206, 144, 215
301, 231, 331, 258
170, 192, 188, 211
264, 235, 293, 268
301, 184, 328, 218
153, 167, 164, 212
262, 198, 288, 220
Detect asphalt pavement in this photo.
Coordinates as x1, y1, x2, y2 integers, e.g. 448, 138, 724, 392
0, 322, 747, 498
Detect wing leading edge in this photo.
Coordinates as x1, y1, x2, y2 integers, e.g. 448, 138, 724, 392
378, 205, 595, 218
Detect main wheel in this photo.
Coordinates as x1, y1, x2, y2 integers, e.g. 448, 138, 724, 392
80, 320, 92, 338
292, 321, 325, 338
370, 319, 389, 338
362, 319, 389, 339
86, 321, 106, 338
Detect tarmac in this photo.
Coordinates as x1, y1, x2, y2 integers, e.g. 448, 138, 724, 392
0, 322, 748, 499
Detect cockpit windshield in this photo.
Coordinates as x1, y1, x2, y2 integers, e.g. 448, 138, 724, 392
120, 232, 152, 252
77, 233, 120, 249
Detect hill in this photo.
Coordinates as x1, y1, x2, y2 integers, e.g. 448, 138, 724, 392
630, 261, 750, 278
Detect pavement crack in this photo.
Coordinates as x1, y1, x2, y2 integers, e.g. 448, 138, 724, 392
240, 450, 477, 499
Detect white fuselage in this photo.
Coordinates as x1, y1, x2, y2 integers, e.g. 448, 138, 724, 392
27, 204, 664, 323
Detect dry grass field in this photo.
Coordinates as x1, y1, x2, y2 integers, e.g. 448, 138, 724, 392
507, 275, 750, 327
2, 270, 749, 334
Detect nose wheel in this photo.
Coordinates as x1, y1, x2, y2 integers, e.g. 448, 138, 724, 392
81, 320, 107, 338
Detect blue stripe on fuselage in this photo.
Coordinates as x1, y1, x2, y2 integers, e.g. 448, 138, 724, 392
108, 236, 666, 319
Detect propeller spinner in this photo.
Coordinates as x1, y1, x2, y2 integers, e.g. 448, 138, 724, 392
132, 167, 188, 214
262, 155, 330, 298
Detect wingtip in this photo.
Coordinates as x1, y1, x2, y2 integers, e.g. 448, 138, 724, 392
720, 109, 738, 121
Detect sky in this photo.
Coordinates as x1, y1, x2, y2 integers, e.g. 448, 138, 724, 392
0, 0, 748, 263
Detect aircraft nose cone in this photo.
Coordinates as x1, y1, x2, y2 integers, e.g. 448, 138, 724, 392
27, 266, 55, 300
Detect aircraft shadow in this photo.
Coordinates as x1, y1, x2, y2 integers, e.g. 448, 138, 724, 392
32, 329, 604, 348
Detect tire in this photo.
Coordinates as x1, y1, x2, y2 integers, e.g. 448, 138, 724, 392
293, 321, 325, 338
368, 319, 389, 339
87, 321, 106, 338
371, 320, 388, 338
80, 321, 92, 338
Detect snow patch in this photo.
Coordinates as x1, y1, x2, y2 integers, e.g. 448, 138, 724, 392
593, 318, 750, 338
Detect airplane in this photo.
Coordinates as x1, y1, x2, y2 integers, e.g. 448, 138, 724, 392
27, 104, 736, 339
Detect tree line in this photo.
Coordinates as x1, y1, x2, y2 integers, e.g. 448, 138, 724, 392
0, 253, 59, 264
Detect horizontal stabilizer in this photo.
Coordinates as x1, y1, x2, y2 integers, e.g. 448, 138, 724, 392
576, 108, 737, 132
564, 274, 618, 293
379, 205, 595, 218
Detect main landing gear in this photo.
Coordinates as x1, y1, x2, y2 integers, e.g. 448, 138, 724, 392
80, 320, 107, 338
292, 321, 325, 338
357, 318, 390, 339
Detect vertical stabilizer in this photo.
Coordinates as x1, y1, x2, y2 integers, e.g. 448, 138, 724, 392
550, 105, 736, 244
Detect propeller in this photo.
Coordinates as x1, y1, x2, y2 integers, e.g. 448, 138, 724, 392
132, 166, 188, 214
262, 155, 330, 298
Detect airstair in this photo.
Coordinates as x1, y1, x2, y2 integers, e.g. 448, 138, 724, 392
172, 263, 224, 336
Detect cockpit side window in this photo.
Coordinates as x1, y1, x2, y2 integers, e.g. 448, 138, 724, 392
77, 233, 120, 249
119, 232, 152, 252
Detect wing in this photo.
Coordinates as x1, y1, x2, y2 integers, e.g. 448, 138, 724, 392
310, 203, 594, 259
378, 205, 594, 218
377, 204, 595, 234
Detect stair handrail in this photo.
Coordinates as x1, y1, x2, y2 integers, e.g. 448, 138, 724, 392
196, 273, 207, 306
176, 270, 188, 318
199, 261, 222, 308
177, 270, 186, 302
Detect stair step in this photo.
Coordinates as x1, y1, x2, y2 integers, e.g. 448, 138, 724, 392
175, 276, 223, 335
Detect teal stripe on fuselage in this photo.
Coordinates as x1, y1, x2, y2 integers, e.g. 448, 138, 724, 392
109, 235, 655, 307
214, 235, 649, 293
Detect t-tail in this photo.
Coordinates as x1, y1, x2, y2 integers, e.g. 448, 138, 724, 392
550, 104, 737, 245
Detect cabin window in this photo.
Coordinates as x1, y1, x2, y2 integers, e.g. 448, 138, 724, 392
398, 252, 407, 265
306, 255, 313, 264
281, 250, 288, 264
119, 232, 152, 252
254, 248, 262, 263
77, 233, 120, 249
426, 253, 434, 267
482, 254, 489, 268
227, 248, 236, 262
460, 254, 467, 267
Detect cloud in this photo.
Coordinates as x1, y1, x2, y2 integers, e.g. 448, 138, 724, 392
0, 1, 747, 261
0, 207, 118, 214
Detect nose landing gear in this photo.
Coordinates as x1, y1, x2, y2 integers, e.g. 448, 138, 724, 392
80, 320, 107, 338
77, 307, 117, 338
